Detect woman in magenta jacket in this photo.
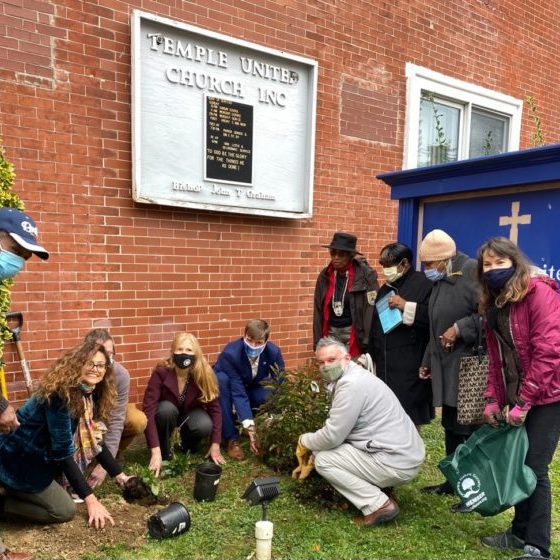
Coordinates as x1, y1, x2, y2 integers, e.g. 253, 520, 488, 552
143, 332, 224, 476
478, 237, 560, 560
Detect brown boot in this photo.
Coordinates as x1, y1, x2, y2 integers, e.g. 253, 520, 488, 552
0, 550, 35, 560
226, 439, 244, 460
352, 497, 400, 526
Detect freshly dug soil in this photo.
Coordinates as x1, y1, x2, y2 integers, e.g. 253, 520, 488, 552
1, 497, 162, 559
122, 476, 159, 506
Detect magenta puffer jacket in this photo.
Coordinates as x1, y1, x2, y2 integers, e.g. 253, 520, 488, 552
485, 275, 560, 408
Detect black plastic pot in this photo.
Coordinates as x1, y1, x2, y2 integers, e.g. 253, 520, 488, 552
193, 462, 222, 502
147, 502, 191, 539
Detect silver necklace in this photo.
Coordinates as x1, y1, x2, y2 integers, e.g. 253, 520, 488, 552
332, 270, 349, 316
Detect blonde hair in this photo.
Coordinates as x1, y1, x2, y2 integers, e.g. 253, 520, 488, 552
165, 332, 218, 402
35, 340, 116, 423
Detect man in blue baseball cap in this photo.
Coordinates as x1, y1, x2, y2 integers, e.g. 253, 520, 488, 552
0, 207, 48, 560
0, 207, 49, 271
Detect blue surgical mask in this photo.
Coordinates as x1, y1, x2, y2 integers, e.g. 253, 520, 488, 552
483, 266, 515, 291
0, 249, 25, 280
424, 268, 445, 282
244, 340, 266, 360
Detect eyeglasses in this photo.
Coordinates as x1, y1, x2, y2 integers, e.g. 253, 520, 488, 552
86, 361, 107, 373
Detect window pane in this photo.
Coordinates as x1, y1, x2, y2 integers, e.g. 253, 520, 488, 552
469, 109, 508, 157
418, 97, 460, 167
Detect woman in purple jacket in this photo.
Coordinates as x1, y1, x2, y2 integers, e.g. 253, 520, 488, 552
143, 332, 225, 477
478, 237, 560, 560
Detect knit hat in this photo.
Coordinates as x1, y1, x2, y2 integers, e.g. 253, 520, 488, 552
419, 229, 456, 262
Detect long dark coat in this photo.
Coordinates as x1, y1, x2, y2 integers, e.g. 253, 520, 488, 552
368, 267, 434, 425
421, 252, 480, 408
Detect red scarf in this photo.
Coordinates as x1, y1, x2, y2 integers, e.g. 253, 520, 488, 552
321, 261, 360, 356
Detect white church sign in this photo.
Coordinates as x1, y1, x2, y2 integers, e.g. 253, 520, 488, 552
131, 10, 318, 218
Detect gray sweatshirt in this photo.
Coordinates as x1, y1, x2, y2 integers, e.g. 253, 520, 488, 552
301, 361, 425, 470
103, 361, 130, 457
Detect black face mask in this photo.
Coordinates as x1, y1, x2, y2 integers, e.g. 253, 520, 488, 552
483, 266, 515, 291
173, 353, 196, 369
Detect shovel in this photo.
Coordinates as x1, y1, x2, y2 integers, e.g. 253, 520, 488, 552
6, 312, 33, 396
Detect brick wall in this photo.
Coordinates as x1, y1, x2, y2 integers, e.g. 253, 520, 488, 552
0, 0, 558, 403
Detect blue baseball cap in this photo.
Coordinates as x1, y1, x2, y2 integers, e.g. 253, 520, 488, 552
0, 207, 49, 260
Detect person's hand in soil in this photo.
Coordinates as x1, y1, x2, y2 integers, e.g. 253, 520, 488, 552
87, 464, 108, 488
148, 447, 162, 477
246, 426, 259, 455
207, 442, 226, 465
114, 472, 133, 488
84, 494, 115, 529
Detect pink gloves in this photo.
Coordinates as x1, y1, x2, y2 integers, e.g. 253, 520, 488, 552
483, 402, 503, 427
507, 403, 531, 426
484, 401, 531, 427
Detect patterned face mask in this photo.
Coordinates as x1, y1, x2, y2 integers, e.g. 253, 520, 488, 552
320, 361, 344, 383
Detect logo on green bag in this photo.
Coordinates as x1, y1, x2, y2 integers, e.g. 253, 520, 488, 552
457, 473, 487, 508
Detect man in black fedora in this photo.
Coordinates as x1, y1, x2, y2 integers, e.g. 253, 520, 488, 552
313, 232, 379, 357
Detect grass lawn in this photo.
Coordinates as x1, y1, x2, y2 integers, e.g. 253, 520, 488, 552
79, 418, 560, 560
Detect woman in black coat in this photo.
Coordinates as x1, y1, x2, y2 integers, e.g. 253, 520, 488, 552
368, 242, 434, 427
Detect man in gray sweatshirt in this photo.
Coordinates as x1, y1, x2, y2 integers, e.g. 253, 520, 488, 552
300, 337, 425, 526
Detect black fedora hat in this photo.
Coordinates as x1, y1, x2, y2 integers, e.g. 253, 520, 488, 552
321, 232, 361, 254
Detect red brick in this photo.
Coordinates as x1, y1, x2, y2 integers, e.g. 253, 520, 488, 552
3, 0, 560, 406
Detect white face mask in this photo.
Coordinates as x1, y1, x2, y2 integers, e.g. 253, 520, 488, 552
382, 266, 403, 283
382, 260, 405, 283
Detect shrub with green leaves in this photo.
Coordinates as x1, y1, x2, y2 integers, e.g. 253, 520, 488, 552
255, 362, 347, 506
255, 361, 329, 473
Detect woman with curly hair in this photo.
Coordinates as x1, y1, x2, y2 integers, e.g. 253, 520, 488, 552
143, 332, 225, 476
0, 340, 131, 529
477, 237, 560, 560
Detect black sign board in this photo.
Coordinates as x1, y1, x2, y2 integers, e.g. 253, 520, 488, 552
205, 96, 253, 184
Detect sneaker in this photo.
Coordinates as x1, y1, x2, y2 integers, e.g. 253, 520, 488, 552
481, 528, 525, 550
69, 492, 84, 504
511, 545, 548, 560
421, 482, 454, 495
226, 439, 244, 460
450, 501, 475, 513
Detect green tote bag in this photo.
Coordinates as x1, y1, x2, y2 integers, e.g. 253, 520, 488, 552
438, 423, 537, 516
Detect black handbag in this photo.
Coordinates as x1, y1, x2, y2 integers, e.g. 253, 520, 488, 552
457, 316, 488, 426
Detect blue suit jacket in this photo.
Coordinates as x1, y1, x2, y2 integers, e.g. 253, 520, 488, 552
214, 338, 285, 421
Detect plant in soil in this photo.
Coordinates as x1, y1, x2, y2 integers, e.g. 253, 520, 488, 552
255, 362, 346, 506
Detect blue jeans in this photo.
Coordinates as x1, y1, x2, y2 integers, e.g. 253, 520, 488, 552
217, 372, 271, 440
511, 400, 560, 557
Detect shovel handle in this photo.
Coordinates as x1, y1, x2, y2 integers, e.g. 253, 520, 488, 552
14, 340, 33, 396
0, 367, 7, 399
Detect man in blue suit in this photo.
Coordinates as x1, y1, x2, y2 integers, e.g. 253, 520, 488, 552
214, 319, 284, 460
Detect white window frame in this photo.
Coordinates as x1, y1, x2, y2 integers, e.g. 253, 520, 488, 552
403, 63, 523, 169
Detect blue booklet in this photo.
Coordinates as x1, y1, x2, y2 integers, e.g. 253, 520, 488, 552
375, 290, 403, 334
